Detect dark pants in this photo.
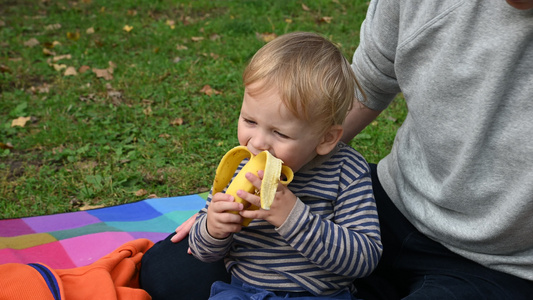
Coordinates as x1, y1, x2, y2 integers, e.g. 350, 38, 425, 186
139, 164, 533, 300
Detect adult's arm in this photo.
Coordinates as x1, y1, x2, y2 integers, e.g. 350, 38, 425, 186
341, 101, 382, 143
343, 0, 403, 144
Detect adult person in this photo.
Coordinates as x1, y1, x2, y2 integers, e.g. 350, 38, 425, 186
140, 0, 533, 299
344, 0, 533, 299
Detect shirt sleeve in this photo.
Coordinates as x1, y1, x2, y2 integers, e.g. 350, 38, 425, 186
276, 169, 382, 279
352, 0, 401, 111
189, 193, 234, 263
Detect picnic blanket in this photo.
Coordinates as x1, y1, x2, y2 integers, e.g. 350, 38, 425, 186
0, 194, 206, 269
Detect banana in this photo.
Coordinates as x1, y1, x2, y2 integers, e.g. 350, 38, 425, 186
212, 145, 294, 226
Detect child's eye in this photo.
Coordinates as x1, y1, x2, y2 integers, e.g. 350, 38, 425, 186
243, 118, 256, 125
275, 131, 290, 139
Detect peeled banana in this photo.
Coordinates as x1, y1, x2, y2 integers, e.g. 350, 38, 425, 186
212, 146, 294, 226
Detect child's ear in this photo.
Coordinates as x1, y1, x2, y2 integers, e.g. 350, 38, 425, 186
316, 125, 344, 155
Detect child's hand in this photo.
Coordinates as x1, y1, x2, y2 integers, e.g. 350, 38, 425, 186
206, 192, 244, 239
238, 171, 297, 228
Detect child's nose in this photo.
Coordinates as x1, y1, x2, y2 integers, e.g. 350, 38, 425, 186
250, 133, 270, 152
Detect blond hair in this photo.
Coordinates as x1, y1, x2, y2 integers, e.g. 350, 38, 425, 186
243, 32, 363, 134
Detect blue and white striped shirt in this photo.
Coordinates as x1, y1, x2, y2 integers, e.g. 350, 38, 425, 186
189, 142, 382, 296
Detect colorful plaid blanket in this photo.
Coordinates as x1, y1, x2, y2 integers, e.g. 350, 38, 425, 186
0, 194, 206, 269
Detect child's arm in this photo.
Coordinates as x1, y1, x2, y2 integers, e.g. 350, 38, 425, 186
188, 192, 244, 263
239, 164, 382, 279
280, 174, 382, 279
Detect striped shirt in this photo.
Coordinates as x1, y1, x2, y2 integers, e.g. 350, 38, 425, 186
189, 142, 382, 296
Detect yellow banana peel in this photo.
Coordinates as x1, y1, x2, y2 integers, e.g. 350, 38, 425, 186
213, 146, 294, 226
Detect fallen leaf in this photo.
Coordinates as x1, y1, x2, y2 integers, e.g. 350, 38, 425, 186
53, 54, 72, 62
200, 84, 221, 96
209, 33, 221, 40
66, 31, 80, 41
53, 63, 67, 71
172, 57, 181, 63
176, 44, 188, 50
127, 10, 137, 16
166, 20, 175, 29
30, 83, 51, 94
79, 93, 97, 102
285, 18, 293, 24
93, 68, 112, 80
64, 66, 77, 76
123, 25, 133, 32
24, 38, 40, 47
11, 116, 32, 127
170, 118, 184, 126
191, 36, 204, 42
79, 203, 105, 211
86, 27, 95, 34
0, 142, 14, 149
42, 42, 55, 49
159, 133, 171, 139
0, 64, 10, 73
42, 48, 56, 56
143, 107, 152, 116
147, 194, 159, 199
256, 32, 277, 43
78, 65, 91, 73
135, 189, 148, 197
319, 16, 333, 23
108, 61, 117, 71
45, 23, 61, 30
302, 3, 310, 11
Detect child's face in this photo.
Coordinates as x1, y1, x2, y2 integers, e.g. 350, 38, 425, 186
237, 82, 324, 172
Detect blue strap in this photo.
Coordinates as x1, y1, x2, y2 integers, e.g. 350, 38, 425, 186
28, 263, 61, 300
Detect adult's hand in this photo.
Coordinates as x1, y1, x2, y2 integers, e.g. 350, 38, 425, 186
171, 213, 197, 243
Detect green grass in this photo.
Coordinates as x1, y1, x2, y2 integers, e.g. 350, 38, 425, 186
0, 0, 406, 219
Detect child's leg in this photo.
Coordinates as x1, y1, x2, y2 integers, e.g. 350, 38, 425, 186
139, 233, 230, 300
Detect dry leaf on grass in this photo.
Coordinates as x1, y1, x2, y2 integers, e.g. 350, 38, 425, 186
64, 66, 77, 76
93, 61, 116, 80
200, 84, 221, 96
53, 54, 72, 62
45, 23, 61, 30
135, 189, 148, 197
123, 25, 133, 32
53, 64, 67, 71
170, 118, 184, 126
319, 16, 333, 23
256, 32, 277, 43
24, 38, 40, 47
0, 142, 14, 149
0, 64, 10, 73
11, 116, 32, 127
79, 203, 105, 211
66, 31, 80, 41
78, 65, 91, 73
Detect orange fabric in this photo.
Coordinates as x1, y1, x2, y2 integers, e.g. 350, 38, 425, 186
0, 238, 153, 300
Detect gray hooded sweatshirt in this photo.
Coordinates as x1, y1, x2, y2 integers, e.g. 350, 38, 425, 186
353, 0, 533, 280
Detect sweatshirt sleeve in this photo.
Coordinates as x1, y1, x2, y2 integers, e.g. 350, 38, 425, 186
352, 0, 401, 111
